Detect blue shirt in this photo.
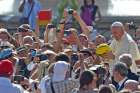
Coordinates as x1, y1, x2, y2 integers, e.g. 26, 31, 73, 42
22, 0, 42, 29
0, 77, 24, 93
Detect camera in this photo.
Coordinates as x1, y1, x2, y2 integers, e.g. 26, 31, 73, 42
30, 49, 37, 57
56, 28, 61, 33
47, 24, 55, 29
64, 30, 72, 37
67, 9, 74, 14
128, 22, 138, 30
13, 75, 24, 84
18, 27, 28, 32
71, 53, 79, 63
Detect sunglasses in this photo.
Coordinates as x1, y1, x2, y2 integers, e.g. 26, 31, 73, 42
83, 53, 90, 57
18, 28, 28, 32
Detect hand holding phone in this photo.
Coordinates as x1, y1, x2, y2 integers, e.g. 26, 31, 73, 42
64, 30, 72, 37
30, 49, 36, 57
13, 75, 24, 84
47, 24, 55, 29
67, 9, 74, 15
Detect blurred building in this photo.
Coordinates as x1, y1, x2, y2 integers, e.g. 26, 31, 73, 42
0, 0, 140, 37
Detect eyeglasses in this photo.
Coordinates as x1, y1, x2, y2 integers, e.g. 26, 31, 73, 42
83, 53, 90, 57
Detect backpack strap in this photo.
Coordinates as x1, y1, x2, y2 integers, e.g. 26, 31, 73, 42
50, 79, 55, 93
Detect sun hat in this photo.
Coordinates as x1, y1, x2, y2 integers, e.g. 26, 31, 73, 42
96, 43, 112, 55
0, 60, 13, 76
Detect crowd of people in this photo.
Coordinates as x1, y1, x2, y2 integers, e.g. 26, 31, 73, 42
1, 0, 140, 93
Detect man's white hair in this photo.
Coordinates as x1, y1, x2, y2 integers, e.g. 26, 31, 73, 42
111, 21, 123, 28
119, 53, 132, 67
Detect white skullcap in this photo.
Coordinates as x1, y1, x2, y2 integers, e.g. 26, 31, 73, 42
111, 21, 123, 27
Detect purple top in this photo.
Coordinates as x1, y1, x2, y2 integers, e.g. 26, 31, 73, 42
81, 5, 97, 26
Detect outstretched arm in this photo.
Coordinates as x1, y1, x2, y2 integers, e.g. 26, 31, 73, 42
72, 10, 91, 37
18, 0, 26, 13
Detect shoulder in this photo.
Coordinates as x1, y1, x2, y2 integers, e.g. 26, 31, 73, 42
110, 39, 117, 47
127, 71, 139, 81
12, 83, 24, 92
94, 5, 98, 8
125, 33, 134, 42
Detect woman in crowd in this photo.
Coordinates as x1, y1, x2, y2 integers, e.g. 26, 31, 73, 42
72, 70, 98, 93
80, 0, 101, 26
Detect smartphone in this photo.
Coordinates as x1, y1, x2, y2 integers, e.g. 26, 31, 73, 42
13, 75, 24, 83
71, 53, 79, 63
64, 30, 71, 37
30, 49, 36, 57
18, 27, 28, 32
67, 9, 74, 14
56, 29, 61, 33
47, 24, 55, 29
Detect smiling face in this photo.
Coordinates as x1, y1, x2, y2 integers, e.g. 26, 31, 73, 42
111, 26, 124, 41
0, 32, 9, 41
112, 70, 120, 83
79, 35, 88, 47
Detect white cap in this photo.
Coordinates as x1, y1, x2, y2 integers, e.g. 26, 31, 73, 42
111, 21, 123, 27
43, 50, 56, 55
52, 61, 69, 82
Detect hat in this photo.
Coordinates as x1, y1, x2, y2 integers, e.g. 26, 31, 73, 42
124, 80, 139, 91
0, 41, 14, 49
96, 43, 112, 55
18, 24, 31, 32
0, 60, 13, 76
43, 50, 56, 55
0, 48, 14, 59
80, 48, 92, 56
111, 21, 123, 27
16, 46, 27, 53
63, 48, 72, 53
52, 61, 69, 82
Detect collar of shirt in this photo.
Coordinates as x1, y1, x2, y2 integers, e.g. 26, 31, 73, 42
120, 32, 126, 41
0, 77, 12, 86
118, 77, 127, 87
119, 32, 132, 42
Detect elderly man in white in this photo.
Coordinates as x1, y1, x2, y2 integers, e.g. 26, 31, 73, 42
110, 21, 140, 73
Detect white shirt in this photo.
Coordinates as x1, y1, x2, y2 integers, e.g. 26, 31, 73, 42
0, 77, 24, 93
118, 77, 128, 90
118, 77, 127, 87
110, 32, 140, 73
38, 75, 50, 93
